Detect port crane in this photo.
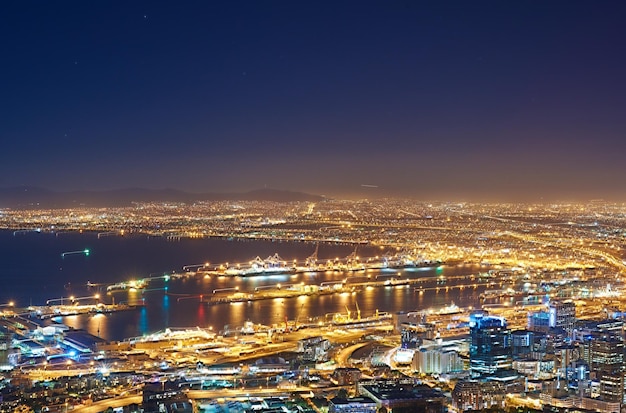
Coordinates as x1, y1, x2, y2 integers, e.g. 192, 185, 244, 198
305, 244, 319, 268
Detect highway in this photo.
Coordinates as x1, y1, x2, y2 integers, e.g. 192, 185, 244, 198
72, 395, 142, 413
335, 342, 370, 367
71, 386, 320, 412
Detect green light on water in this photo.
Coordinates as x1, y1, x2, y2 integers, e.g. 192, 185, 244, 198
84, 249, 90, 256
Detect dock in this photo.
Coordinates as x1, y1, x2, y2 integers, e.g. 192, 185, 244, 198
202, 274, 495, 306
25, 303, 143, 319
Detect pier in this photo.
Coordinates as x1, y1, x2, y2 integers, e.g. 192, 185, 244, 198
27, 303, 143, 319
191, 250, 443, 277
198, 273, 496, 306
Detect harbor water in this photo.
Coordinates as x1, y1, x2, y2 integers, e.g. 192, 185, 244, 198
0, 230, 490, 341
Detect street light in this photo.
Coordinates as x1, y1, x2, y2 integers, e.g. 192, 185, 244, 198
0, 301, 14, 315
254, 285, 275, 292
47, 294, 99, 306
77, 294, 99, 303
46, 297, 70, 306
176, 294, 204, 303
182, 263, 210, 271
212, 287, 239, 294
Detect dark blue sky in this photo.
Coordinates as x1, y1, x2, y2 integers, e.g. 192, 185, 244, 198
2, 1, 626, 200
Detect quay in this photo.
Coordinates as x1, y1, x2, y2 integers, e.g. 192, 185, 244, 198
25, 303, 143, 319
190, 249, 443, 277
202, 274, 496, 305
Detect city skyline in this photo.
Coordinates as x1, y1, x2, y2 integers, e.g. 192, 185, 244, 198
2, 1, 626, 201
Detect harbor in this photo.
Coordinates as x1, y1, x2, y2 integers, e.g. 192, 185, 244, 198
191, 248, 443, 277
0, 231, 489, 342
1, 303, 143, 320
199, 272, 497, 306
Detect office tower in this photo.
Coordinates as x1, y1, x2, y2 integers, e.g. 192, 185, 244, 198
548, 301, 576, 332
469, 313, 512, 377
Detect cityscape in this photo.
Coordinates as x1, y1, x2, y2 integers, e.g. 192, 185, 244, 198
2, 1, 626, 413
1, 199, 626, 412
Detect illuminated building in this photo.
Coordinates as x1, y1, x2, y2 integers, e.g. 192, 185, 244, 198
142, 380, 192, 413
571, 319, 626, 405
394, 311, 435, 347
331, 367, 362, 385
512, 358, 555, 378
592, 337, 625, 403
528, 310, 551, 332
574, 319, 624, 342
400, 324, 434, 348
329, 396, 377, 413
412, 346, 463, 374
548, 301, 576, 332
297, 336, 331, 362
250, 357, 290, 374
358, 381, 446, 413
511, 329, 535, 357
451, 380, 505, 412
469, 313, 512, 377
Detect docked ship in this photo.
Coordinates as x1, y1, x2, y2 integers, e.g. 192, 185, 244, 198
331, 310, 393, 327
223, 253, 296, 276
106, 279, 147, 292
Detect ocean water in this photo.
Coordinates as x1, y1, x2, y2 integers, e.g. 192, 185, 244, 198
0, 230, 487, 341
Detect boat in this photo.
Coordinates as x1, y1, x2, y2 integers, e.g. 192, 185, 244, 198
106, 279, 147, 292
223, 254, 296, 276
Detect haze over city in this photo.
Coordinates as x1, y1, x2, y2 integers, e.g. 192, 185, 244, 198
5, 3, 626, 412
2, 1, 626, 201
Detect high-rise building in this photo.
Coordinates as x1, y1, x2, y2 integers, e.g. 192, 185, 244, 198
452, 380, 505, 412
592, 337, 625, 403
548, 301, 576, 332
591, 336, 623, 370
575, 319, 626, 404
574, 319, 624, 342
469, 313, 512, 377
528, 310, 551, 333
412, 346, 464, 374
511, 330, 534, 358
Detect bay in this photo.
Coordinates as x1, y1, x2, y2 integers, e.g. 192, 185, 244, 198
0, 230, 489, 341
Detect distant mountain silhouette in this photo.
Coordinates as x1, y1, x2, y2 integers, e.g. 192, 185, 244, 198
0, 186, 325, 208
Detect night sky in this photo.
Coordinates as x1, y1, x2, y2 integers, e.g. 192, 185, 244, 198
2, 1, 626, 201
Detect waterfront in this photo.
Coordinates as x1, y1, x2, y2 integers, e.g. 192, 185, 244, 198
0, 230, 488, 341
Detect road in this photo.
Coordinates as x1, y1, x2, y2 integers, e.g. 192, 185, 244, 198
335, 342, 370, 367
72, 395, 142, 413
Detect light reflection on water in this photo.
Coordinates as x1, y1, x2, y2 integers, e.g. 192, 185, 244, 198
0, 230, 491, 341
55, 264, 492, 341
